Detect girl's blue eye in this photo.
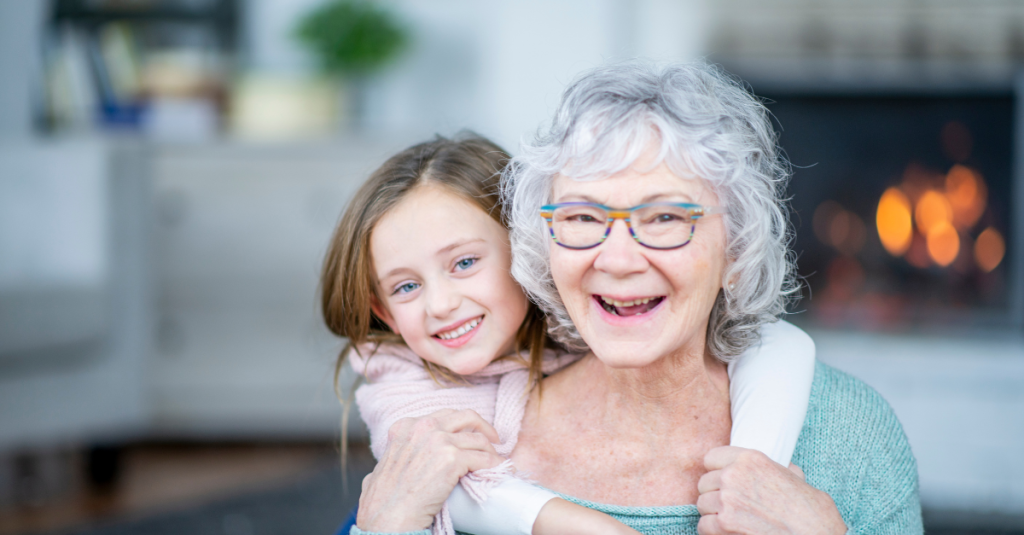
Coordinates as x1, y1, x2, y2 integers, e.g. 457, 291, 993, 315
394, 282, 419, 295
455, 257, 477, 270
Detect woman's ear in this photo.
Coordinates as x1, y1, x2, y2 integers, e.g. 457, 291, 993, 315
724, 265, 739, 292
370, 295, 400, 335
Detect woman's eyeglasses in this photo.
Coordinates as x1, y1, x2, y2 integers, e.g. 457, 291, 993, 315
539, 202, 728, 250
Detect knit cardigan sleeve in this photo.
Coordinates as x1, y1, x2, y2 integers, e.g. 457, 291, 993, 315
793, 362, 924, 535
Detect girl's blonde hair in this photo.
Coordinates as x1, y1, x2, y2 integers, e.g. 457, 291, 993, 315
321, 133, 550, 390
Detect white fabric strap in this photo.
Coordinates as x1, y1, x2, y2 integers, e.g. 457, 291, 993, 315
448, 478, 559, 535
727, 319, 816, 467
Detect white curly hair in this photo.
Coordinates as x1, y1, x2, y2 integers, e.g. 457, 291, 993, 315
501, 60, 799, 360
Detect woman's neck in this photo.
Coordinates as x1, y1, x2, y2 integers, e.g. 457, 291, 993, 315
512, 344, 732, 506
564, 346, 729, 435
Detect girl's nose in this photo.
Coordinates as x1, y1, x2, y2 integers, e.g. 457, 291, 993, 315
592, 220, 650, 276
424, 279, 461, 318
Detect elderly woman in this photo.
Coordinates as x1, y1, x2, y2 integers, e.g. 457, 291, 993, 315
357, 61, 922, 534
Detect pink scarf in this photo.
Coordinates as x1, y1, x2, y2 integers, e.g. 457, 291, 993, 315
348, 343, 581, 535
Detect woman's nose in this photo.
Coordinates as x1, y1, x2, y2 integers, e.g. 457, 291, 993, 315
424, 279, 461, 318
592, 220, 650, 276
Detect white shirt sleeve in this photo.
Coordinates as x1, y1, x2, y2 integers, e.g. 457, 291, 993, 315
447, 478, 559, 535
727, 319, 816, 467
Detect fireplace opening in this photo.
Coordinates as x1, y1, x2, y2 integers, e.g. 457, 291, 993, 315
765, 92, 1019, 330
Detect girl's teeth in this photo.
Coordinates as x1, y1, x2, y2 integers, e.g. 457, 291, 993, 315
438, 317, 481, 340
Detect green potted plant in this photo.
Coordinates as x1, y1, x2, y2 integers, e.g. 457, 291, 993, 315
294, 0, 408, 128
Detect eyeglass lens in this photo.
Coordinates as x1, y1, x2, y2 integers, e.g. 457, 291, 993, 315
549, 204, 696, 248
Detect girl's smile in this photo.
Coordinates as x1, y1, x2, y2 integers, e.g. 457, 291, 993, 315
433, 315, 483, 346
369, 183, 530, 376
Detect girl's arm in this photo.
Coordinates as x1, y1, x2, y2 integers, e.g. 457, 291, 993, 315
727, 319, 816, 467
448, 479, 639, 535
352, 344, 637, 534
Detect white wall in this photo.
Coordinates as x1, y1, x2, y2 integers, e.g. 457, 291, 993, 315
0, 1, 45, 139
0, 140, 152, 451
244, 0, 710, 150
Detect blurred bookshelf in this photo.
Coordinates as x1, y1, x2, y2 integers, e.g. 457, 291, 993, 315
52, 0, 238, 44
40, 0, 239, 139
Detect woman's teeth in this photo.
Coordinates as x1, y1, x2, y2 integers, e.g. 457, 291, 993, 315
598, 296, 662, 316
437, 317, 482, 340
600, 296, 657, 308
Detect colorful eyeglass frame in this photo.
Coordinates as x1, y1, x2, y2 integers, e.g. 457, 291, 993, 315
539, 202, 728, 250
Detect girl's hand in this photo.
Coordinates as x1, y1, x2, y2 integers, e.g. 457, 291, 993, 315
357, 409, 506, 532
696, 446, 848, 535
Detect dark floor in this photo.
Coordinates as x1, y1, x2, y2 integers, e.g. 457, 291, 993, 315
37, 446, 374, 535
44, 483, 1024, 535
45, 465, 365, 535
4, 443, 1020, 535
0, 442, 372, 535
922, 509, 1024, 535
47, 481, 1024, 535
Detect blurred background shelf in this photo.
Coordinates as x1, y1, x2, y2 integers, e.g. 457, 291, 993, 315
51, 0, 238, 29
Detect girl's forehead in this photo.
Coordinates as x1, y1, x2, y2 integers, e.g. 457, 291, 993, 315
370, 183, 507, 271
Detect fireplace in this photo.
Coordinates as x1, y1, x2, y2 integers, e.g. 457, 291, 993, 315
761, 88, 1022, 331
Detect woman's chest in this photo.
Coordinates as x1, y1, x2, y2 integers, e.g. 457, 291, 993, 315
511, 418, 727, 506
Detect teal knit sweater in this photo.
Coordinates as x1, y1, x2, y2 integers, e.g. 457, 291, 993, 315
353, 362, 923, 535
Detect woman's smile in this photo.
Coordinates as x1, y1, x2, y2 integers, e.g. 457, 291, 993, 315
595, 295, 665, 316
549, 159, 728, 368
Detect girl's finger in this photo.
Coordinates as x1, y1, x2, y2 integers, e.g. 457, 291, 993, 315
439, 409, 501, 443
696, 490, 722, 516
697, 469, 722, 494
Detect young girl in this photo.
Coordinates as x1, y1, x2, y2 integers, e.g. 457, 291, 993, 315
320, 134, 816, 535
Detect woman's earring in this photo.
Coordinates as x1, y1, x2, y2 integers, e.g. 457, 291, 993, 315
728, 283, 736, 291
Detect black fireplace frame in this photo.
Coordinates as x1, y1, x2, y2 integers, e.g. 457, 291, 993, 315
730, 66, 1024, 332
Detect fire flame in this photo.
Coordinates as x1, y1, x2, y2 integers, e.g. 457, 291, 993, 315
915, 190, 953, 234
944, 164, 987, 230
926, 222, 959, 267
974, 227, 1005, 272
876, 188, 913, 256
871, 162, 993, 269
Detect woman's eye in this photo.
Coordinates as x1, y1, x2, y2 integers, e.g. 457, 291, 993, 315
568, 214, 598, 223
393, 282, 420, 295
654, 213, 682, 223
455, 257, 477, 270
